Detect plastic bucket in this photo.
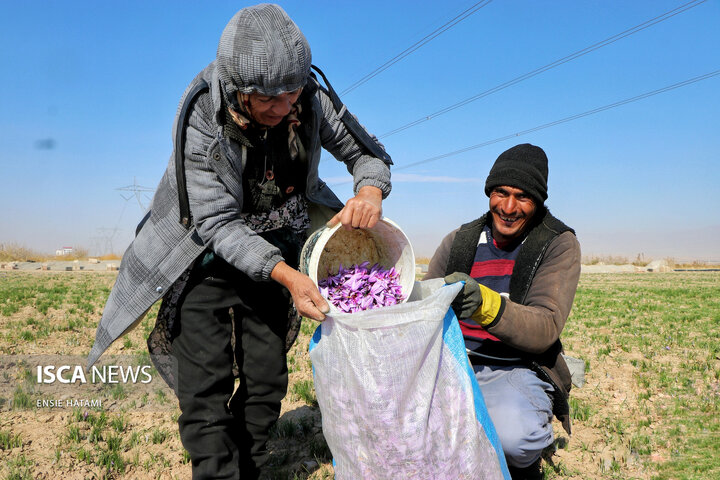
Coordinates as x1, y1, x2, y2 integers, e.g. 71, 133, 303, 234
299, 217, 415, 312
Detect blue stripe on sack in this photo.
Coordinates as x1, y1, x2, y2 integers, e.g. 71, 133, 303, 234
309, 323, 322, 380
441, 306, 512, 480
309, 323, 322, 353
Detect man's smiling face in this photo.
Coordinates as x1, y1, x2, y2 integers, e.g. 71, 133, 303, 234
489, 185, 537, 244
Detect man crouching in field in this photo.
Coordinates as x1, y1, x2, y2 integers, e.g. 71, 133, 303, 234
424, 143, 581, 479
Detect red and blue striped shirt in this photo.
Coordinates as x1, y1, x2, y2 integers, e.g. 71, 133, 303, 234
461, 225, 523, 348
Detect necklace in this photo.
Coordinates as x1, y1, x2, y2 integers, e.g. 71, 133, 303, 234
257, 130, 274, 186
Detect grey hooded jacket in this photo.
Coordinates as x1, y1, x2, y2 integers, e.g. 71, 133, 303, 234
87, 4, 391, 366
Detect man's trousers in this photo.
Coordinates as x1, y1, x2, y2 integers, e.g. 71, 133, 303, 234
473, 364, 555, 470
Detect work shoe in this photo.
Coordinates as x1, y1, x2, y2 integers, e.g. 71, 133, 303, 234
508, 458, 543, 480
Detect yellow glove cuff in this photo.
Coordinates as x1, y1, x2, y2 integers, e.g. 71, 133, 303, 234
469, 284, 503, 326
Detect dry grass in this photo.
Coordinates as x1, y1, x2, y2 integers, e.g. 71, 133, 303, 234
582, 254, 719, 269
581, 254, 632, 265
667, 258, 720, 269
54, 247, 90, 261
0, 243, 50, 263
0, 244, 114, 263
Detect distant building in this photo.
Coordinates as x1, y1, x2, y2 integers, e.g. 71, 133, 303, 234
55, 247, 74, 256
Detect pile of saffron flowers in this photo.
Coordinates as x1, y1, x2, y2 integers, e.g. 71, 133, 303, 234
318, 262, 405, 313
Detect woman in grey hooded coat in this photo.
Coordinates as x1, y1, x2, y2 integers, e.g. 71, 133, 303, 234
88, 4, 391, 478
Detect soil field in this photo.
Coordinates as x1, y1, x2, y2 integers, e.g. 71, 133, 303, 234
1, 271, 718, 479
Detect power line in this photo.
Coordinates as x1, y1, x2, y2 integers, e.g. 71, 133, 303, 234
340, 0, 493, 96
379, 0, 708, 138
329, 69, 719, 186
393, 70, 720, 172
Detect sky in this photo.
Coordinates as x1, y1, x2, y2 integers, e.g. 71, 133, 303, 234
1, 0, 719, 262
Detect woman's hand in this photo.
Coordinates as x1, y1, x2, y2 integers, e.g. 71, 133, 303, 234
271, 261, 329, 321
327, 185, 383, 230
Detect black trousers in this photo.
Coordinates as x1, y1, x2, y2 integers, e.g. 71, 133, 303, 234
172, 256, 290, 479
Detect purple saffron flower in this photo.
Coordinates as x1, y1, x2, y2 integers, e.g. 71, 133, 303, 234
319, 263, 404, 313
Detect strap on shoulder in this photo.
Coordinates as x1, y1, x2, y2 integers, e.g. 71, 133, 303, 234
310, 65, 392, 165
509, 208, 574, 303
176, 80, 210, 228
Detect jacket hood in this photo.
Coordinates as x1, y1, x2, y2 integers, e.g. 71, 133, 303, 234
216, 3, 311, 102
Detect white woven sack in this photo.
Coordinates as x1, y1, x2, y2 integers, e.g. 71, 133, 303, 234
309, 279, 510, 480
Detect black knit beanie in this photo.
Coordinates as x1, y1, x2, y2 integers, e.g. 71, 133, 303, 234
484, 143, 548, 203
